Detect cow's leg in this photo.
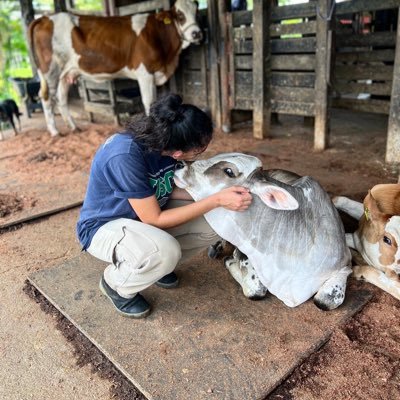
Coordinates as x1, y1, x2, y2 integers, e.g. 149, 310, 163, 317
353, 264, 400, 301
313, 266, 352, 310
224, 248, 268, 300
136, 67, 156, 115
38, 71, 59, 137
333, 196, 364, 220
57, 77, 78, 132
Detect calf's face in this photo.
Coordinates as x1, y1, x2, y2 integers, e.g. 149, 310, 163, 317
358, 184, 400, 277
174, 152, 299, 210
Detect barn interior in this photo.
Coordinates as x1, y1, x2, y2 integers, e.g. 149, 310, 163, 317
2, 0, 400, 399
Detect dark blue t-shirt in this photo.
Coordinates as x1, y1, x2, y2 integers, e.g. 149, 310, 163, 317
76, 133, 176, 250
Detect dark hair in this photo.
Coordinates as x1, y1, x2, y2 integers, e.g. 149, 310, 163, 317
125, 93, 213, 152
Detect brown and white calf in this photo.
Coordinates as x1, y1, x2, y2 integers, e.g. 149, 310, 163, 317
334, 184, 400, 300
28, 0, 202, 136
174, 153, 352, 310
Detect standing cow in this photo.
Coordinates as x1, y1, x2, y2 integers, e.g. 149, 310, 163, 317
174, 153, 352, 310
28, 0, 202, 136
334, 184, 400, 300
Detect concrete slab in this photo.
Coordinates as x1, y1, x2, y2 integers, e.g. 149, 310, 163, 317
28, 253, 371, 400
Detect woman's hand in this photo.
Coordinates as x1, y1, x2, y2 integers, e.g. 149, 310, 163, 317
214, 186, 252, 211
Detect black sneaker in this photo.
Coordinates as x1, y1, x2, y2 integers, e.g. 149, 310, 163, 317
99, 276, 151, 318
155, 272, 179, 288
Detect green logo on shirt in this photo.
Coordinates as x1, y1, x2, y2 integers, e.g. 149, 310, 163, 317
149, 170, 175, 199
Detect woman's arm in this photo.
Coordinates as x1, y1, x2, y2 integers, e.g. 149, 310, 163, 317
129, 186, 252, 229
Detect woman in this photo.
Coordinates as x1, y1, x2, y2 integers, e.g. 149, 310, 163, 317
77, 94, 252, 318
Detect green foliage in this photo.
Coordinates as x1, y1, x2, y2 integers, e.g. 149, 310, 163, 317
0, 0, 32, 102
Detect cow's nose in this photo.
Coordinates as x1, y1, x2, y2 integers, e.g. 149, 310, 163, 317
192, 30, 202, 40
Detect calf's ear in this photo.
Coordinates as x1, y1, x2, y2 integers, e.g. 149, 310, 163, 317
252, 182, 299, 210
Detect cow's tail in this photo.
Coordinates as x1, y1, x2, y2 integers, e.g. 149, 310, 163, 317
28, 17, 49, 100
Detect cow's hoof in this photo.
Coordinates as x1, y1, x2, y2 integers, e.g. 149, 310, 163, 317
247, 292, 268, 301
72, 126, 82, 133
313, 284, 345, 311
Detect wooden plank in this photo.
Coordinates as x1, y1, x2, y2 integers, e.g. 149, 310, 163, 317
236, 70, 253, 85
272, 2, 316, 21
182, 70, 203, 82
234, 40, 253, 54
386, 7, 400, 164
336, 0, 400, 15
232, 10, 252, 27
314, 0, 331, 151
335, 49, 395, 63
332, 98, 390, 114
236, 71, 316, 88
235, 98, 253, 110
271, 86, 315, 103
235, 55, 252, 70
181, 50, 204, 69
271, 55, 316, 71
272, 100, 315, 116
118, 0, 165, 15
336, 32, 396, 48
271, 72, 315, 87
333, 81, 392, 96
252, 0, 271, 139
271, 21, 317, 37
335, 64, 393, 81
228, 13, 236, 110
235, 83, 252, 99
233, 21, 317, 40
271, 37, 316, 54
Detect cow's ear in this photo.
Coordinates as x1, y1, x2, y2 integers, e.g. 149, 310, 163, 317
252, 183, 299, 210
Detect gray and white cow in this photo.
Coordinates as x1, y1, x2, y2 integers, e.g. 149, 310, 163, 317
174, 153, 352, 310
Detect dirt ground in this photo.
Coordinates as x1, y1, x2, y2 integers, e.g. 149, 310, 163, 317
1, 106, 400, 400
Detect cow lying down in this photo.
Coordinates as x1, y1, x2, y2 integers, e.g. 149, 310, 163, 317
333, 184, 400, 300
174, 153, 352, 310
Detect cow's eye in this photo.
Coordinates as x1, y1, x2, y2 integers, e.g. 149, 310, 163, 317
223, 168, 235, 178
176, 11, 185, 23
383, 235, 392, 246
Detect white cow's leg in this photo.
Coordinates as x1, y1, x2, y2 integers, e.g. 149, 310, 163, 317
333, 196, 364, 220
313, 266, 352, 310
224, 248, 268, 300
136, 66, 156, 115
353, 265, 400, 301
57, 77, 78, 132
38, 71, 59, 137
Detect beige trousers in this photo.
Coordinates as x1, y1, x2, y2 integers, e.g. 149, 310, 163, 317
87, 200, 219, 298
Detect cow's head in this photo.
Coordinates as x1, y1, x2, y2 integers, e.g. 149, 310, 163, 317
172, 0, 202, 48
174, 153, 299, 210
358, 183, 400, 278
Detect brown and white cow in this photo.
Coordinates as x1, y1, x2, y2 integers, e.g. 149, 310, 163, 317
334, 184, 400, 300
28, 0, 202, 136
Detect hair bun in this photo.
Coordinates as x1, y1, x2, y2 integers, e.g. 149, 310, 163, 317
150, 93, 183, 123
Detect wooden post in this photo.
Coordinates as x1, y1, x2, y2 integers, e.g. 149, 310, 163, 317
252, 0, 271, 139
386, 7, 400, 164
20, 0, 36, 75
207, 0, 222, 129
54, 0, 67, 12
314, 0, 331, 151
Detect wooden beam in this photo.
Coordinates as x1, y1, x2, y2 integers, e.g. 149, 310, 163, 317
314, 0, 331, 151
19, 0, 36, 75
53, 0, 67, 12
218, 0, 231, 133
386, 7, 400, 164
252, 0, 271, 139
